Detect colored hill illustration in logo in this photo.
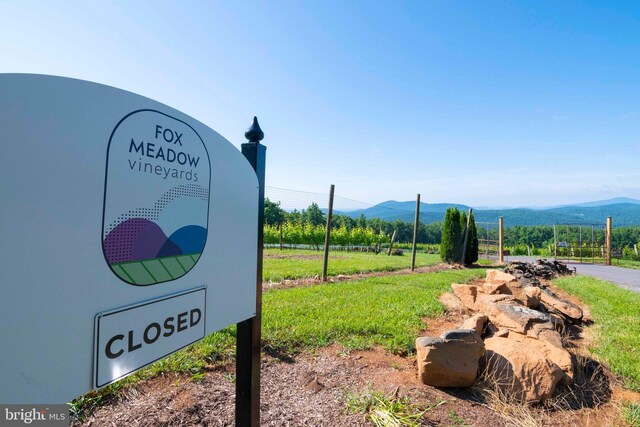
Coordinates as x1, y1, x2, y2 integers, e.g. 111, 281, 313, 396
103, 218, 206, 285
102, 183, 210, 285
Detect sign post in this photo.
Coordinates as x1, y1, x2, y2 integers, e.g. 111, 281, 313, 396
236, 117, 265, 426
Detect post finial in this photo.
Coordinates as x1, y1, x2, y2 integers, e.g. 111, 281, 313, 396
244, 116, 264, 143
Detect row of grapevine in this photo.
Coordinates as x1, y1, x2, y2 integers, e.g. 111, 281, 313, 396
264, 222, 389, 247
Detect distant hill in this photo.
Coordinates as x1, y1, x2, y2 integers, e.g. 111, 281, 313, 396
343, 200, 470, 223
338, 200, 640, 227
540, 197, 640, 209
572, 197, 640, 208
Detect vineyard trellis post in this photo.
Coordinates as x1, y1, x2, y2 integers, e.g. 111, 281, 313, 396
498, 216, 504, 263
236, 117, 265, 427
388, 230, 397, 255
322, 184, 335, 281
411, 193, 421, 271
606, 216, 612, 265
579, 225, 583, 262
591, 225, 595, 263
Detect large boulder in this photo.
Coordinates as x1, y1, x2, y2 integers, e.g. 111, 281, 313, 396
540, 288, 583, 323
416, 329, 485, 387
483, 336, 564, 402
459, 313, 488, 335
529, 323, 564, 348
524, 286, 541, 309
547, 312, 566, 330
487, 304, 563, 347
451, 284, 480, 311
500, 281, 535, 308
475, 293, 518, 314
485, 270, 518, 285
487, 303, 549, 334
481, 281, 508, 295
482, 271, 540, 308
505, 332, 574, 384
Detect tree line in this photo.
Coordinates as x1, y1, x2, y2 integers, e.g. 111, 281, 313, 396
264, 199, 640, 249
264, 199, 443, 244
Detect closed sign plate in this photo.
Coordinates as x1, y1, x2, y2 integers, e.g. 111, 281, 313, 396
94, 287, 206, 388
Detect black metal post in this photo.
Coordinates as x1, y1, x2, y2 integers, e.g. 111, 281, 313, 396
236, 116, 265, 427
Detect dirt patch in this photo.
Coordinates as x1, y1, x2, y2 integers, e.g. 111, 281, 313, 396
264, 253, 330, 260
81, 342, 629, 426
613, 387, 640, 403
76, 346, 504, 427
264, 263, 460, 291
420, 312, 466, 338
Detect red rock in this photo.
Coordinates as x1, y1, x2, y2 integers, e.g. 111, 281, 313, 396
540, 289, 583, 322
483, 336, 564, 402
485, 270, 518, 285
416, 329, 485, 388
459, 313, 488, 335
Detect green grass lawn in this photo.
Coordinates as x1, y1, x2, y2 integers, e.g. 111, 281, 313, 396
263, 248, 442, 281
552, 275, 640, 391
476, 258, 495, 266
613, 258, 640, 270
262, 269, 485, 355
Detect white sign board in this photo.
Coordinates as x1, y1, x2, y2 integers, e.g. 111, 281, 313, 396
0, 74, 258, 403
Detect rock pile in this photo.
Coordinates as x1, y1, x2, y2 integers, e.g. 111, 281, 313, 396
416, 263, 585, 403
503, 258, 573, 286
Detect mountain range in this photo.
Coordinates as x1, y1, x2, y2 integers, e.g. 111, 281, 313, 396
339, 198, 640, 227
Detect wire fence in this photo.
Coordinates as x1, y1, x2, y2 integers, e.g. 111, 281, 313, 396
476, 221, 500, 259
264, 185, 429, 252
264, 185, 627, 265
265, 186, 416, 218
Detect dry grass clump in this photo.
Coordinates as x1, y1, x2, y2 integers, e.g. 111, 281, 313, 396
344, 386, 445, 427
544, 353, 611, 411
471, 361, 541, 427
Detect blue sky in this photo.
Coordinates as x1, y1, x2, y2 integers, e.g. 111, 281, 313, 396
2, 1, 639, 207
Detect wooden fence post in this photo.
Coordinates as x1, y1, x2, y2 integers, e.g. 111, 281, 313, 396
606, 216, 612, 266
322, 185, 335, 281
387, 230, 397, 256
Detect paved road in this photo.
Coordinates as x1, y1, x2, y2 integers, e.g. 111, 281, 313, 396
504, 255, 640, 294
